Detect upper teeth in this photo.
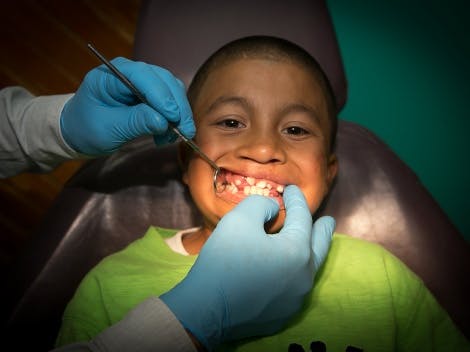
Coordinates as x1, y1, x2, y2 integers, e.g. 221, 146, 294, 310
246, 177, 256, 186
256, 180, 266, 188
219, 174, 284, 196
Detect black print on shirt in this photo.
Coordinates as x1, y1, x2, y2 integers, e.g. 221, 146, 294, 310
288, 341, 363, 352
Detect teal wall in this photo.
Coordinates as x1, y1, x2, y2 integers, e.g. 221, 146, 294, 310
327, 0, 469, 240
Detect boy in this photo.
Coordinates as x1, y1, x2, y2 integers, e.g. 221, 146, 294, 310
56, 36, 469, 351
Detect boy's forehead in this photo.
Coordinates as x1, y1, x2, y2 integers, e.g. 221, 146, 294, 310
193, 58, 329, 124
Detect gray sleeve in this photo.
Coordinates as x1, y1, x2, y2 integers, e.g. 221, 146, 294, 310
0, 86, 81, 178
50, 297, 198, 352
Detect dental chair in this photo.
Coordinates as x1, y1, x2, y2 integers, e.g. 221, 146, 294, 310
3, 0, 469, 350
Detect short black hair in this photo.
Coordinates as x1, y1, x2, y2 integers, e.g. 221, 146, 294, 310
188, 35, 338, 151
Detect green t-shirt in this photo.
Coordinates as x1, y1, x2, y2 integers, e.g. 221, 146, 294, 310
56, 227, 469, 351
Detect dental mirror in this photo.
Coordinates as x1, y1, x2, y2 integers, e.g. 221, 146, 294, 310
214, 168, 229, 193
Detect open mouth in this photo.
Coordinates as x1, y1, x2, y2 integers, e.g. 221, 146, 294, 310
215, 169, 286, 206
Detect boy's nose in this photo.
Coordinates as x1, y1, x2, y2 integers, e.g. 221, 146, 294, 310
234, 130, 286, 164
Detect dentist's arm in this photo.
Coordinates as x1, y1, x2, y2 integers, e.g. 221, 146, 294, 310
0, 57, 194, 178
0, 87, 75, 177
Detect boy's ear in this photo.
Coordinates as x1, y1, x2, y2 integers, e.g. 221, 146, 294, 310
177, 142, 192, 185
326, 153, 338, 189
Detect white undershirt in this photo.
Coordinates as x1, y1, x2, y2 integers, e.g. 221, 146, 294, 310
164, 227, 200, 256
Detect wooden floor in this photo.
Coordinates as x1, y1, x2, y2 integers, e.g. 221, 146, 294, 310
0, 0, 142, 267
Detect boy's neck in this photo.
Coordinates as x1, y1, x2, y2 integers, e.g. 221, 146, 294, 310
182, 227, 212, 254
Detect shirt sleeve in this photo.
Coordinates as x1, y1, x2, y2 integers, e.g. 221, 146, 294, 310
52, 297, 197, 352
0, 86, 80, 178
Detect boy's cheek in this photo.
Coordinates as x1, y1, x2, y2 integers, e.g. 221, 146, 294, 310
194, 134, 237, 160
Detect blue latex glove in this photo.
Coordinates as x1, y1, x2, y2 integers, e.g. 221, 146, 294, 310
60, 57, 195, 155
160, 185, 335, 350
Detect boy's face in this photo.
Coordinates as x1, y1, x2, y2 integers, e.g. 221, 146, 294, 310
183, 58, 337, 234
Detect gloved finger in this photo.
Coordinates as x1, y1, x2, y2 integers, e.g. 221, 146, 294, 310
174, 109, 196, 139
153, 130, 178, 146
149, 66, 195, 139
92, 57, 149, 105
176, 78, 186, 89
83, 62, 139, 106
278, 185, 312, 243
152, 99, 194, 145
311, 216, 335, 272
223, 195, 280, 229
108, 57, 182, 125
121, 103, 170, 137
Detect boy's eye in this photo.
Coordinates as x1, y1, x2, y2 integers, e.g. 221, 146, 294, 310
282, 126, 309, 136
217, 118, 246, 129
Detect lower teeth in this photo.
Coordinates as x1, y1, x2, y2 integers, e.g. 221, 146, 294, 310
243, 185, 270, 196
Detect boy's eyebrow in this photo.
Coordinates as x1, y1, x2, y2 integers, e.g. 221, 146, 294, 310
204, 96, 252, 115
279, 103, 321, 125
204, 96, 322, 125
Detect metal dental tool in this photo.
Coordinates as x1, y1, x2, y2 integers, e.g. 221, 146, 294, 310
87, 43, 226, 192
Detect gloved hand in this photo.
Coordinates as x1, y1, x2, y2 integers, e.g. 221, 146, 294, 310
160, 185, 335, 350
60, 57, 195, 155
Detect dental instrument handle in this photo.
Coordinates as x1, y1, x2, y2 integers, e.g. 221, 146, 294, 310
87, 43, 220, 172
